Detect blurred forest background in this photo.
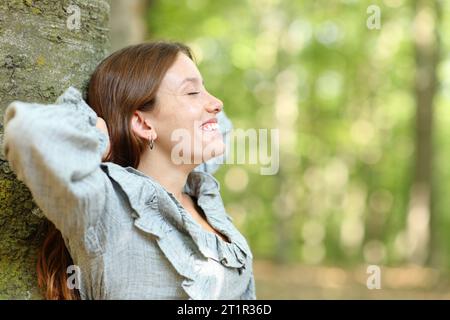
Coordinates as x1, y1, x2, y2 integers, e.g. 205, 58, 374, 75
107, 0, 450, 298
0, 0, 434, 299
1, 0, 450, 300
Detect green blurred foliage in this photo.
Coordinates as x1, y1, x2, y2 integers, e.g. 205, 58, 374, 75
147, 0, 450, 268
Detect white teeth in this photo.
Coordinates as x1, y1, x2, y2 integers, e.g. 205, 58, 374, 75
202, 122, 219, 131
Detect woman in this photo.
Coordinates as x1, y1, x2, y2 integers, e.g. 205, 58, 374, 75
2, 41, 255, 300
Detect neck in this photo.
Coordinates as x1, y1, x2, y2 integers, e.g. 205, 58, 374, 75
137, 148, 197, 203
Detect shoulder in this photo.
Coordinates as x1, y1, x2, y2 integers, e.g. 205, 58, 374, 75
99, 161, 160, 207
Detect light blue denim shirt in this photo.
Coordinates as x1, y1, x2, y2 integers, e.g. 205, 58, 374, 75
2, 87, 256, 300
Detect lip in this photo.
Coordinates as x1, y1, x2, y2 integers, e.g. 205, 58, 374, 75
200, 118, 218, 127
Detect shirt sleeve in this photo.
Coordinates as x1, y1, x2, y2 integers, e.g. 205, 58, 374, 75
193, 109, 233, 175
2, 86, 111, 238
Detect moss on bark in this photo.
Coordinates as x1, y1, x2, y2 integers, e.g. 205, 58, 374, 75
0, 0, 110, 299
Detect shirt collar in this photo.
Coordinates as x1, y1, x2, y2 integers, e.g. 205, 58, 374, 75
101, 162, 252, 268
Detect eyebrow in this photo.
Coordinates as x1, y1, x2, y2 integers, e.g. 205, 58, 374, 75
179, 77, 204, 88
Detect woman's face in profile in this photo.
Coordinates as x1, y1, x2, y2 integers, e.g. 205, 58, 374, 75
152, 52, 226, 165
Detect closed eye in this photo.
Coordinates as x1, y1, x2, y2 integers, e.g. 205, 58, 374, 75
187, 92, 200, 95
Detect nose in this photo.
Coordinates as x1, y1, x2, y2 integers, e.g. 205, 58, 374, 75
206, 92, 223, 114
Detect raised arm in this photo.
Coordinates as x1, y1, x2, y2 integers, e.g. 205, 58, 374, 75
2, 87, 111, 238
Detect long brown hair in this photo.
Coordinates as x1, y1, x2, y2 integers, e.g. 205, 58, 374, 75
36, 41, 194, 299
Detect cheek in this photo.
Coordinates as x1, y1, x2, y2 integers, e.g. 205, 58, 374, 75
158, 97, 206, 148
163, 117, 199, 150
172, 107, 203, 141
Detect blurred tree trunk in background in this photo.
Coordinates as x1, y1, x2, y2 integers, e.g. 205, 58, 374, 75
109, 0, 149, 52
406, 0, 440, 265
0, 0, 110, 299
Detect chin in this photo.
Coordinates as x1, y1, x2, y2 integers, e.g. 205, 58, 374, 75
199, 140, 225, 163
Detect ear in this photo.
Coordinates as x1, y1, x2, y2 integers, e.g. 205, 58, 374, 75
131, 110, 158, 141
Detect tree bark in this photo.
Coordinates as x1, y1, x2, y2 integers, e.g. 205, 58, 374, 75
0, 0, 110, 299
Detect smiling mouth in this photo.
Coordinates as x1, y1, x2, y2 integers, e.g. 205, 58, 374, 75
201, 122, 219, 132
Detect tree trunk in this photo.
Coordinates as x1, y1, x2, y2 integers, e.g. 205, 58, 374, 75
406, 0, 440, 265
109, 0, 149, 52
0, 0, 110, 299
